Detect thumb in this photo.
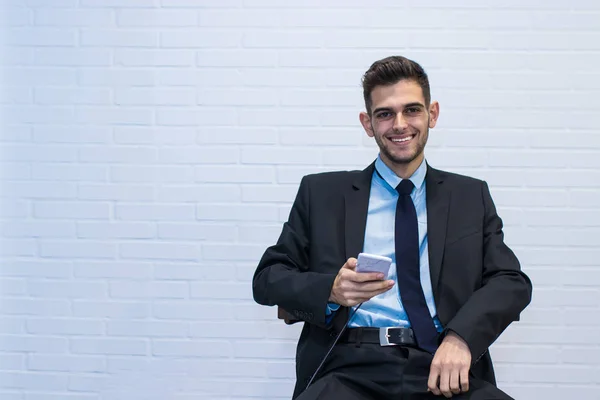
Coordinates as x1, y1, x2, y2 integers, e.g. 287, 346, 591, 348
343, 257, 357, 270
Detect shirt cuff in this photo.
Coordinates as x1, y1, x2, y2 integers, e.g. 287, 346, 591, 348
326, 302, 341, 316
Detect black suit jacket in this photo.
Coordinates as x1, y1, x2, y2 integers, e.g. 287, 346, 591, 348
253, 162, 532, 398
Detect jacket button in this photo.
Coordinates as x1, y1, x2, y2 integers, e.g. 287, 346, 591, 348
330, 331, 337, 337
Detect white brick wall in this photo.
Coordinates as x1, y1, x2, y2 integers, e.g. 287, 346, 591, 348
1, 1, 599, 399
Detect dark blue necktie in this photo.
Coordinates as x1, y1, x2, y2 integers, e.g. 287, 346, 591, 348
395, 179, 439, 354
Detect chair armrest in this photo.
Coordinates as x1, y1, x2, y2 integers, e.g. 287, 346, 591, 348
277, 306, 301, 325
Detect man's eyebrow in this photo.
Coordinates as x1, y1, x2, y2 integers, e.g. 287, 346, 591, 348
403, 102, 425, 109
372, 107, 393, 114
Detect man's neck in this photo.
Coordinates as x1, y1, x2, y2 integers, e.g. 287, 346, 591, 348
380, 154, 424, 180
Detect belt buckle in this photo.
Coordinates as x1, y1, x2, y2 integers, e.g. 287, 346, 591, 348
379, 327, 398, 347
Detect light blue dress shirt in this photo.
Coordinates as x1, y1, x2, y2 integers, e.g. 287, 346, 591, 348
328, 156, 442, 331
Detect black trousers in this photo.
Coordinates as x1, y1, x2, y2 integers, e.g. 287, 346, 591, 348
295, 343, 513, 400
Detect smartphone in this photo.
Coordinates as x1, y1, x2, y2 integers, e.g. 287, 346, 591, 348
356, 253, 392, 276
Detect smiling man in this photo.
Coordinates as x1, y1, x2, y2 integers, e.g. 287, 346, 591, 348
253, 56, 532, 400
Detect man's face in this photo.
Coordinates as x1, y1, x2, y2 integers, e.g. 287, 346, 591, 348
359, 80, 439, 171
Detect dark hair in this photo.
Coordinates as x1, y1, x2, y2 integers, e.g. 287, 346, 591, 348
362, 56, 431, 115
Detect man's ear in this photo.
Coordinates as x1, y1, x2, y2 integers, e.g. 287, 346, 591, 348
359, 111, 375, 137
428, 101, 440, 129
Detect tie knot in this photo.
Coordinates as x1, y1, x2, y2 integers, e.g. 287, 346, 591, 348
396, 179, 414, 195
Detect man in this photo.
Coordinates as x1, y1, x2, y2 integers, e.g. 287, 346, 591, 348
252, 56, 532, 400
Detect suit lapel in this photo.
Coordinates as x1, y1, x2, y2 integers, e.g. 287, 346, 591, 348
425, 165, 450, 302
334, 162, 374, 330
344, 162, 375, 261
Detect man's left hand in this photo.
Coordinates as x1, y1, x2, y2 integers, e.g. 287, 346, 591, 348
427, 331, 471, 398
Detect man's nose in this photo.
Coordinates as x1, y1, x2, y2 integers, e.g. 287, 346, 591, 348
393, 113, 408, 130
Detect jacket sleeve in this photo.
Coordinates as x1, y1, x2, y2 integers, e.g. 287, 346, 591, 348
252, 176, 337, 329
444, 181, 533, 363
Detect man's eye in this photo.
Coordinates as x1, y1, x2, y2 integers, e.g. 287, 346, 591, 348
376, 112, 392, 118
405, 107, 419, 114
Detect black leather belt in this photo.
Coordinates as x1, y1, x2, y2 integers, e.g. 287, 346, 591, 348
339, 327, 417, 347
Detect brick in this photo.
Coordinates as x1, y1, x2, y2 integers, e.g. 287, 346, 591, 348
80, 0, 155, 6
0, 335, 68, 353
107, 320, 187, 337
78, 68, 155, 86
34, 49, 111, 66
74, 261, 152, 279
32, 126, 110, 144
26, 318, 104, 335
198, 88, 277, 106
279, 128, 362, 146
71, 338, 147, 356
0, 317, 26, 334
2, 220, 75, 238
27, 280, 107, 300
115, 88, 195, 106
114, 127, 196, 145
153, 301, 234, 320
233, 340, 296, 359
190, 322, 266, 339
241, 148, 321, 165
190, 282, 251, 299
78, 184, 154, 202
2, 145, 78, 163
0, 260, 72, 279
0, 298, 70, 317
119, 242, 200, 261
238, 224, 281, 244
196, 204, 278, 222
0, 353, 25, 370
81, 29, 158, 47
117, 9, 197, 27
157, 223, 236, 241
115, 49, 194, 67
115, 204, 194, 221
27, 354, 106, 373
34, 9, 114, 26
4, 106, 74, 124
195, 166, 274, 183
196, 50, 278, 67
157, 68, 242, 86
75, 107, 154, 125
73, 301, 150, 319
109, 281, 188, 299
152, 340, 231, 357
34, 87, 111, 105
198, 127, 278, 144
153, 263, 235, 281
39, 240, 116, 259
156, 108, 237, 126
0, 371, 68, 390
34, 201, 109, 219
0, 239, 37, 256
7, 28, 77, 46
160, 31, 241, 48
77, 222, 156, 239
241, 185, 298, 203
157, 185, 241, 203
6, 67, 76, 85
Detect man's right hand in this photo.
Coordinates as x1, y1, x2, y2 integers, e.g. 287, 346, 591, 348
328, 257, 395, 307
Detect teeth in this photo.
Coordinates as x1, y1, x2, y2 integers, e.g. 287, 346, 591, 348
391, 136, 413, 142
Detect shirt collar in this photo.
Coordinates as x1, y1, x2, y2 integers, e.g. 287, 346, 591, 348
374, 154, 427, 192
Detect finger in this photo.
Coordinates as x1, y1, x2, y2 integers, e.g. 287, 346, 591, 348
352, 280, 395, 293
427, 363, 441, 395
460, 367, 470, 392
450, 368, 461, 395
342, 258, 357, 270
348, 271, 386, 282
439, 367, 452, 398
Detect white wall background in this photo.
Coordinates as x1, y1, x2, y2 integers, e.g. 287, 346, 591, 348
1, 1, 600, 399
